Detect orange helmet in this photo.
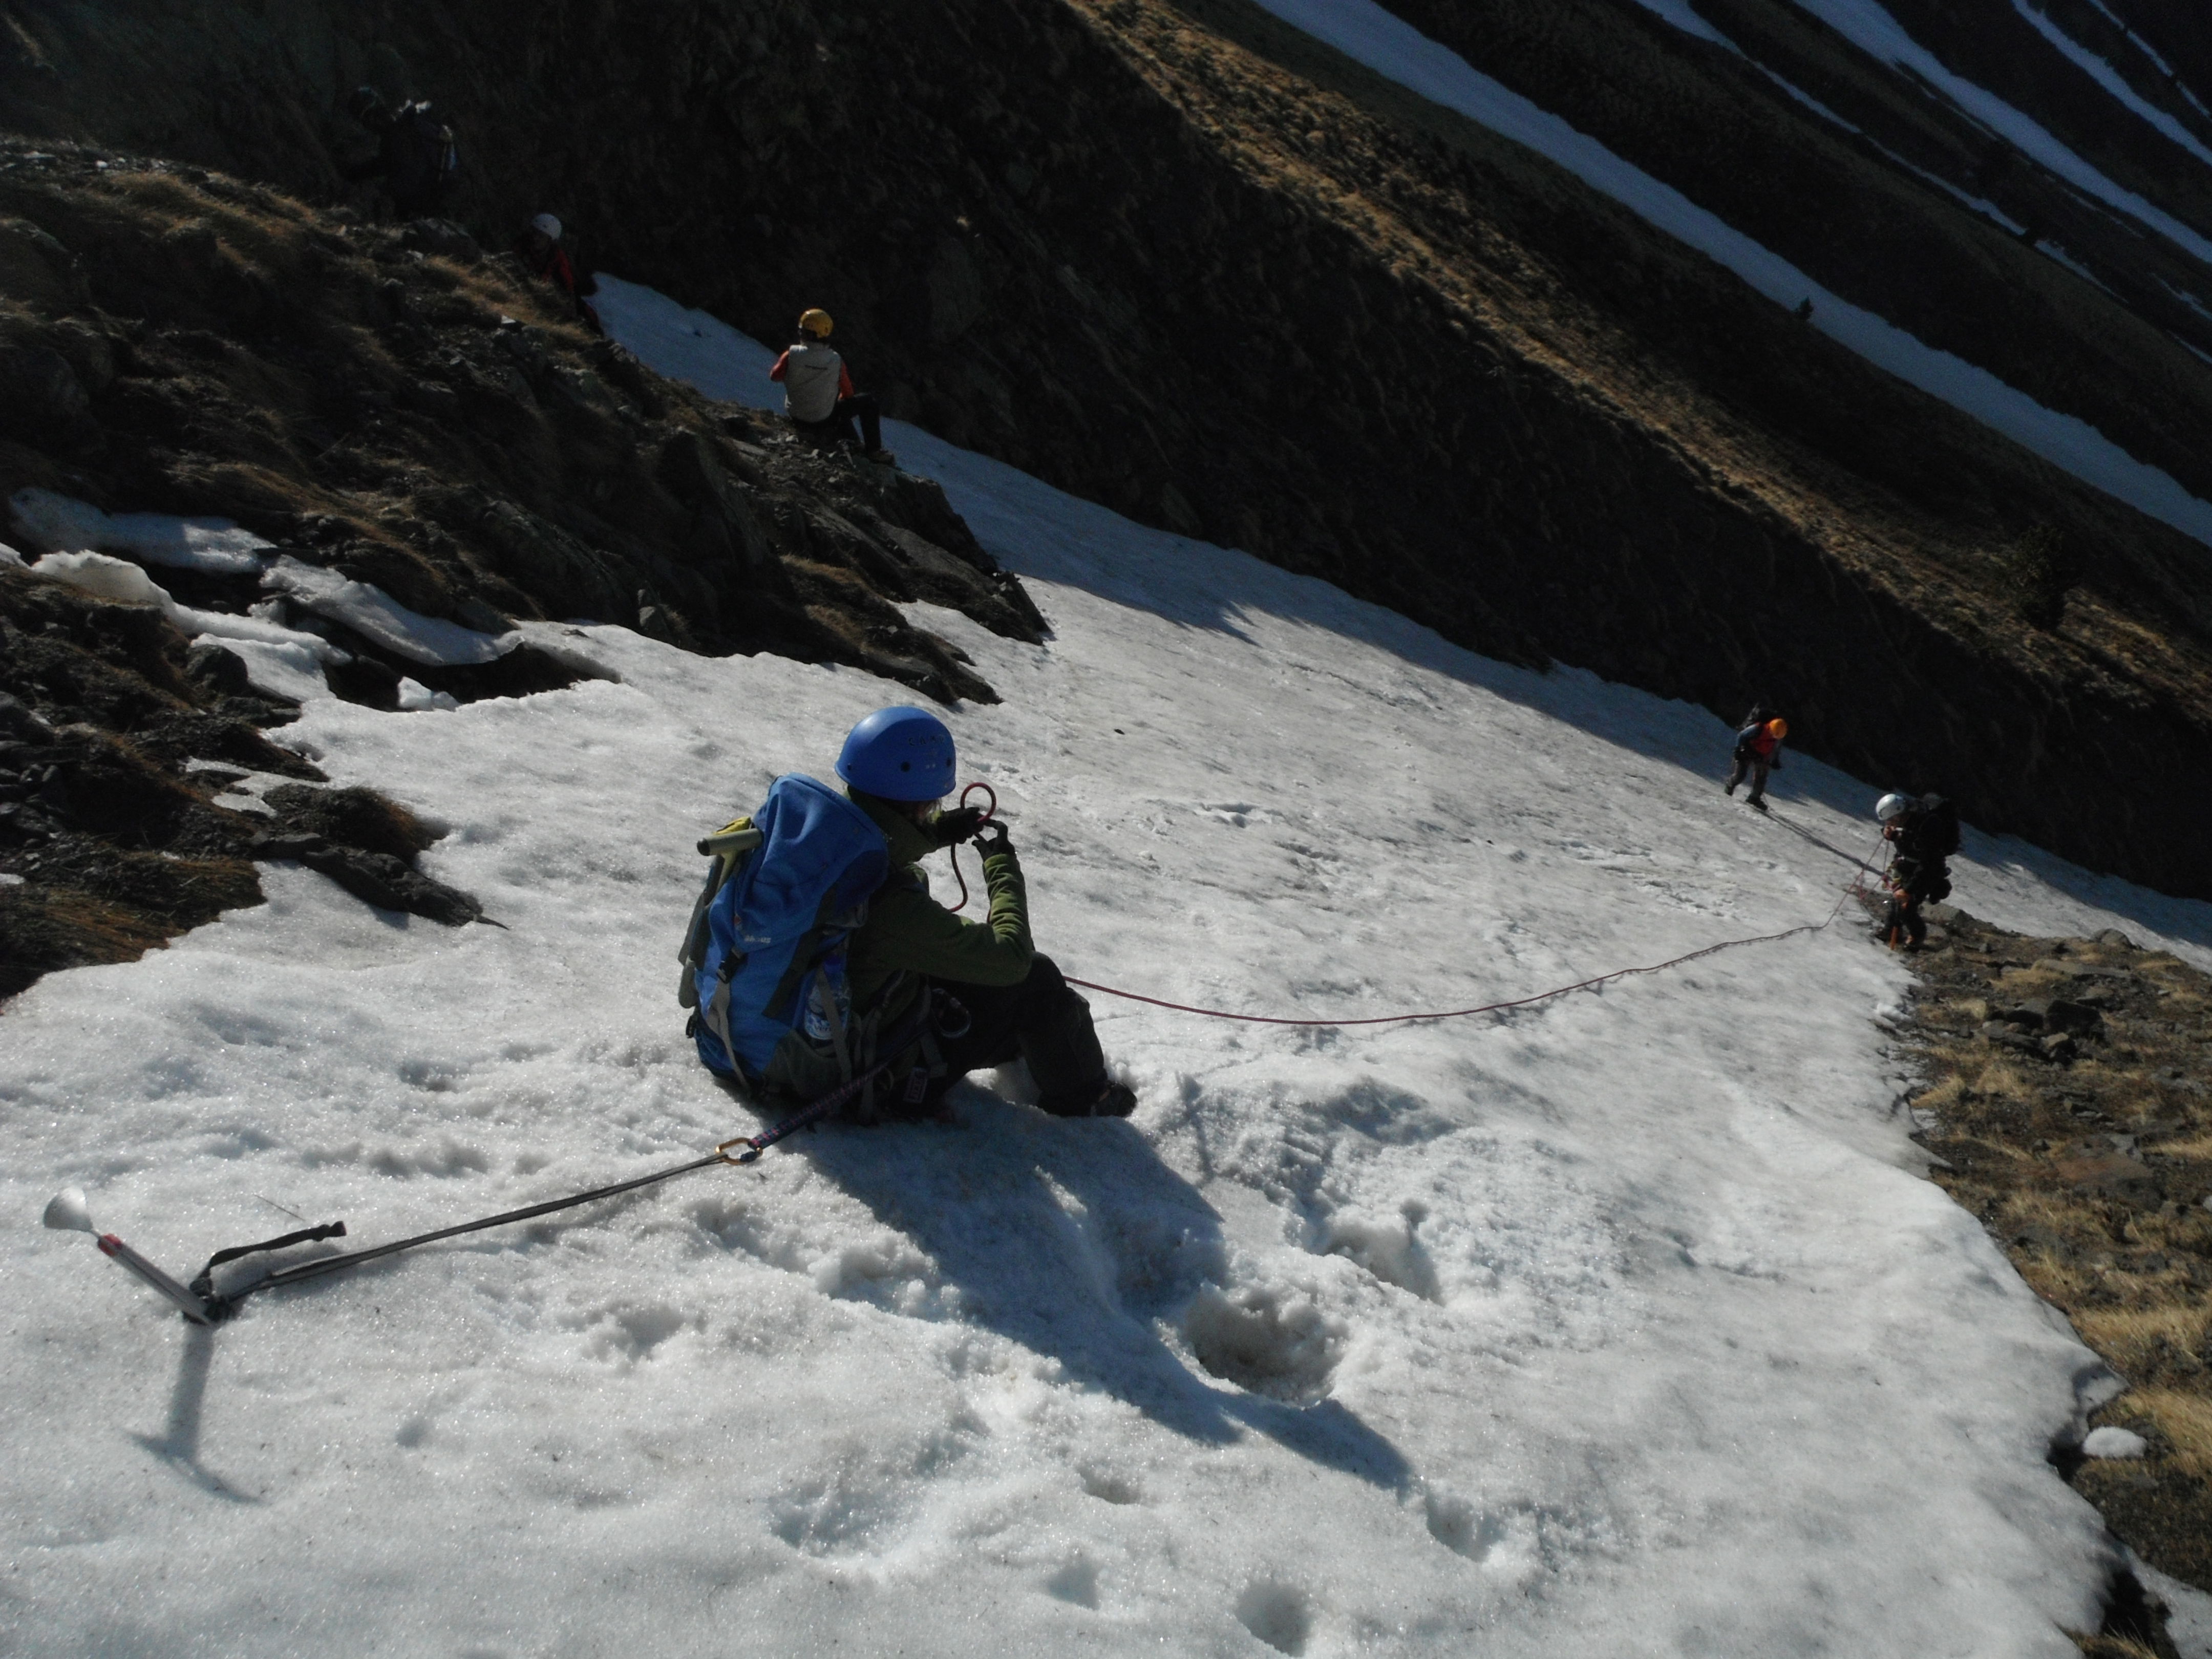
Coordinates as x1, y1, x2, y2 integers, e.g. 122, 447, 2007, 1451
1766, 718, 1789, 739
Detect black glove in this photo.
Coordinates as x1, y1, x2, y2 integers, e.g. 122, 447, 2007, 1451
928, 805, 989, 847
974, 820, 1014, 857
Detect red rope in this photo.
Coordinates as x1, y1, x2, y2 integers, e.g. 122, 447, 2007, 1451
1067, 833, 1888, 1029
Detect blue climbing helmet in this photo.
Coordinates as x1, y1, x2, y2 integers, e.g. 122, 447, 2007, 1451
836, 706, 955, 801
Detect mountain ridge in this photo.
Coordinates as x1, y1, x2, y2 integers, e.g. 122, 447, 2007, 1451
3, 0, 2209, 895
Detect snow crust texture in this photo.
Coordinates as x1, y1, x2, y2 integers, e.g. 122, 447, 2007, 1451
7, 283, 2212, 1656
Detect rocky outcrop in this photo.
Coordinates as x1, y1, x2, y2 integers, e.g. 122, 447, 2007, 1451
0, 139, 1044, 995
1896, 908, 2212, 1605
0, 141, 1041, 705
4, 1, 2211, 896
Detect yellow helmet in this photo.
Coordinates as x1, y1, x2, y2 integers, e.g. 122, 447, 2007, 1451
1766, 717, 1789, 739
799, 308, 834, 338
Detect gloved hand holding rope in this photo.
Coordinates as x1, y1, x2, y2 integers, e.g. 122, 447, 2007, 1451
938, 782, 1001, 911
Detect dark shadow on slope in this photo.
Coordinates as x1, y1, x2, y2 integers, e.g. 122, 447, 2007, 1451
126, 1323, 256, 1502
794, 1089, 1412, 1491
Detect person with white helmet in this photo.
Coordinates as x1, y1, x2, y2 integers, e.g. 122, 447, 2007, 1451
1874, 791, 1961, 949
512, 211, 601, 333
769, 309, 895, 465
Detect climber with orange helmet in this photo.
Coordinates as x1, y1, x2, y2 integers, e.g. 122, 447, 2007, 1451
768, 308, 895, 465
1724, 706, 1790, 811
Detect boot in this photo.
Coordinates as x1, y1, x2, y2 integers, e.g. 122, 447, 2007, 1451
1022, 985, 1112, 1115
1041, 1079, 1136, 1118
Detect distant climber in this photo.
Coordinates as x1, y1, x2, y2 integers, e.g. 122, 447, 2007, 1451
512, 213, 602, 334
683, 707, 1134, 1120
769, 309, 895, 465
1725, 709, 1789, 811
1875, 792, 1960, 950
339, 87, 459, 221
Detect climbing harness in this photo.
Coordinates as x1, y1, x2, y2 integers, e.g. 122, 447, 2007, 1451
945, 781, 998, 913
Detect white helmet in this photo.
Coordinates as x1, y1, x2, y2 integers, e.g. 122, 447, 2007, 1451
1875, 793, 1912, 823
530, 212, 562, 241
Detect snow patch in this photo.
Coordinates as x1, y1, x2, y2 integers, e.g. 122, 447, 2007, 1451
1625, 0, 1738, 51
1249, 0, 2212, 548
25, 549, 348, 703
2081, 1424, 2149, 1458
2008, 0, 2212, 173
395, 677, 461, 713
2037, 239, 2118, 293
1783, 0, 2212, 268
7, 276, 2198, 1655
8, 486, 273, 573
262, 556, 516, 667
2138, 1559, 2212, 1659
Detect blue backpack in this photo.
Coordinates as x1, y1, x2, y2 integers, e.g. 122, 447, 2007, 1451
678, 775, 889, 1084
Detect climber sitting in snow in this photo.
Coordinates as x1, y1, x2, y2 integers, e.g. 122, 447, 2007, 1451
769, 309, 894, 465
512, 212, 602, 334
682, 707, 1134, 1121
1724, 708, 1788, 811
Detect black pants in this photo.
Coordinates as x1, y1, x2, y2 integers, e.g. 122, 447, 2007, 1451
930, 954, 1108, 1114
1882, 863, 1950, 948
1726, 752, 1770, 802
796, 392, 882, 455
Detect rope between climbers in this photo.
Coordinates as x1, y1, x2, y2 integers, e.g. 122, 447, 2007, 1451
1067, 835, 1884, 1029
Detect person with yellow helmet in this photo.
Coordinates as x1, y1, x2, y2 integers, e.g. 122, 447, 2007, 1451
768, 308, 895, 465
1724, 705, 1790, 811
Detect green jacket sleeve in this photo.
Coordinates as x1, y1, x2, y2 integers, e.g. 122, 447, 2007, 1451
859, 846, 1034, 988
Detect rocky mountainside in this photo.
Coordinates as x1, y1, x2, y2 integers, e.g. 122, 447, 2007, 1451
3, 0, 2210, 896
0, 139, 1042, 991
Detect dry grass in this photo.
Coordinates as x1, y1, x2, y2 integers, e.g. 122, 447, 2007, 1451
2069, 1637, 2164, 1658
1899, 908, 2212, 1597
2117, 1389, 2212, 1482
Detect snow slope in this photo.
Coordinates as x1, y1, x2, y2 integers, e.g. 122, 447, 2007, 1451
1248, 0, 2212, 549
7, 280, 2211, 1658
2006, 0, 2212, 171
1781, 0, 2212, 265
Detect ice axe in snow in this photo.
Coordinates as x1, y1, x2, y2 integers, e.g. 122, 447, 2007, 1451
44, 1187, 219, 1326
